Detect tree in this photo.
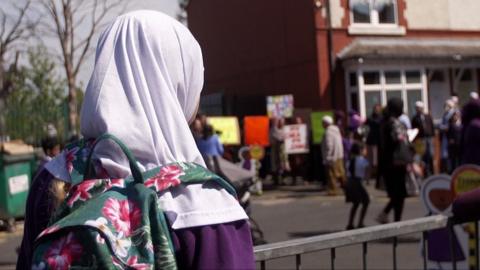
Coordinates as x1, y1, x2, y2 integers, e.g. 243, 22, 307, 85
5, 46, 68, 145
39, 0, 126, 135
0, 0, 35, 137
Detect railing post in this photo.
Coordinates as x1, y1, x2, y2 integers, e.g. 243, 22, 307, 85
261, 260, 266, 270
362, 242, 367, 270
393, 237, 398, 270
449, 221, 457, 270
422, 231, 428, 270
296, 254, 302, 270
330, 248, 336, 270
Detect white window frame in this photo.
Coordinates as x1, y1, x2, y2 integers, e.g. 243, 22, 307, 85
349, 0, 399, 26
346, 67, 428, 119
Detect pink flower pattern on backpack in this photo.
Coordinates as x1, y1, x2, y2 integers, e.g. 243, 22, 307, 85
37, 225, 60, 239
144, 165, 184, 192
44, 232, 83, 270
67, 180, 97, 207
65, 147, 79, 173
102, 198, 141, 237
126, 256, 151, 270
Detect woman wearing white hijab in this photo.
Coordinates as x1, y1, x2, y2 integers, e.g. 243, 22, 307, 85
18, 10, 254, 269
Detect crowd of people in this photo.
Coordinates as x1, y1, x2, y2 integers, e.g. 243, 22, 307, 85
187, 89, 480, 231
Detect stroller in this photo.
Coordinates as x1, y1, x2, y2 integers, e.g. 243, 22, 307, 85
204, 155, 267, 245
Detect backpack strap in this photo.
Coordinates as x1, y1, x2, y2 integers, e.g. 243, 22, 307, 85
84, 133, 144, 184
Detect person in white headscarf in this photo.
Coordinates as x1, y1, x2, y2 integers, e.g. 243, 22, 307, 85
18, 10, 254, 270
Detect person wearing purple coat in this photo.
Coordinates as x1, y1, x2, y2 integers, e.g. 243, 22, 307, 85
17, 10, 254, 269
460, 99, 480, 165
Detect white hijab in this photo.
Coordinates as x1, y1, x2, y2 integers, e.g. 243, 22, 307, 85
46, 11, 247, 229
79, 10, 205, 176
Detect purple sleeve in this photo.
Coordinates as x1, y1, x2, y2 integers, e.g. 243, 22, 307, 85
17, 169, 55, 270
452, 188, 480, 224
170, 220, 256, 270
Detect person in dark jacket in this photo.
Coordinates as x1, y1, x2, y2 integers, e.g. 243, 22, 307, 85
411, 101, 435, 176
377, 98, 412, 223
366, 104, 382, 187
460, 99, 480, 165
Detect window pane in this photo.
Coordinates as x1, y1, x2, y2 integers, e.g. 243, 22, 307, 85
406, 70, 421, 83
376, 0, 396, 24
365, 91, 382, 116
364, 71, 380, 84
352, 0, 371, 23
385, 71, 401, 84
386, 90, 402, 101
349, 72, 357, 87
407, 90, 422, 117
351, 92, 359, 112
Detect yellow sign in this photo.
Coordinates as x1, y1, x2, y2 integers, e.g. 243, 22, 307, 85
451, 165, 480, 197
250, 145, 265, 160
207, 117, 241, 145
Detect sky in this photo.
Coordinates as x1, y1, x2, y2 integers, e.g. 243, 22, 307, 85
75, 0, 180, 86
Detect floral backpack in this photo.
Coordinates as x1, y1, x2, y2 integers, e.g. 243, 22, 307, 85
31, 133, 236, 269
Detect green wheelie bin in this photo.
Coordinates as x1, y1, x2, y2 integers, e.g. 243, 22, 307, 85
0, 153, 35, 231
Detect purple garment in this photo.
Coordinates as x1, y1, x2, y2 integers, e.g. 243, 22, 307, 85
17, 169, 255, 270
171, 221, 255, 270
461, 118, 480, 165
426, 227, 464, 262
452, 188, 480, 224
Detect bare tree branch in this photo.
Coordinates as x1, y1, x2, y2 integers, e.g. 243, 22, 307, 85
36, 0, 127, 133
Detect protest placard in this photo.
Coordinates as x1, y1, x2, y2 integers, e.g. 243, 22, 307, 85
283, 124, 309, 154
244, 116, 270, 146
266, 95, 294, 118
207, 117, 241, 145
311, 111, 333, 144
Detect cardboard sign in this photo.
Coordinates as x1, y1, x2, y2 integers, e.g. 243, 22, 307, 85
244, 116, 270, 146
420, 174, 453, 214
420, 174, 469, 269
283, 124, 309, 154
266, 95, 294, 118
250, 145, 265, 160
311, 111, 333, 144
451, 165, 480, 197
207, 117, 241, 145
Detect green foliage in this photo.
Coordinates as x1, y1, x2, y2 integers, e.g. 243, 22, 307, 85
4, 46, 68, 145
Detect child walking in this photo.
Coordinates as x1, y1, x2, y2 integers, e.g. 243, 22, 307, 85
345, 143, 370, 230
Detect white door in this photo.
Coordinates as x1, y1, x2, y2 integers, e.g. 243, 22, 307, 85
428, 69, 451, 121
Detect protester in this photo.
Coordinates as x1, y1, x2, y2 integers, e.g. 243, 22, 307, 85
287, 116, 308, 185
460, 98, 480, 165
345, 143, 370, 230
366, 104, 382, 187
411, 101, 435, 176
321, 115, 346, 196
270, 117, 289, 185
399, 112, 412, 129
348, 109, 362, 135
190, 117, 204, 140
377, 98, 412, 223
17, 10, 254, 269
196, 124, 224, 169
38, 137, 61, 169
446, 110, 462, 172
439, 99, 456, 172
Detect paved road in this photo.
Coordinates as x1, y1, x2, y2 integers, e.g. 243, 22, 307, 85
1, 183, 427, 269
251, 183, 428, 270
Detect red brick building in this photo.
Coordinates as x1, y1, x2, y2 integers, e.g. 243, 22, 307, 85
187, 0, 480, 120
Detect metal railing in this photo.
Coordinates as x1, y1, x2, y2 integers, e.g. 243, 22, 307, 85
254, 215, 476, 270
